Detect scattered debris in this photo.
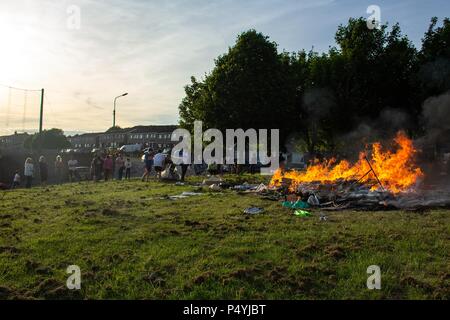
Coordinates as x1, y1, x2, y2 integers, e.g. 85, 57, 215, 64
255, 183, 268, 193
293, 210, 311, 217
282, 200, 309, 209
307, 194, 320, 206
209, 184, 222, 192
244, 207, 264, 215
202, 176, 223, 186
233, 183, 259, 191
168, 192, 203, 200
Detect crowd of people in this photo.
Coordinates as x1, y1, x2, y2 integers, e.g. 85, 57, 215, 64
6, 147, 272, 190
8, 148, 193, 189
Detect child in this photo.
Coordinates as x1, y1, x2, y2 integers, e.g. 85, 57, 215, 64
11, 170, 21, 189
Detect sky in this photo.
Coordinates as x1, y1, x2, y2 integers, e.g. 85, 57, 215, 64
0, 0, 449, 136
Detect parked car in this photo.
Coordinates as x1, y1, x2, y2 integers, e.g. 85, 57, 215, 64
76, 166, 91, 181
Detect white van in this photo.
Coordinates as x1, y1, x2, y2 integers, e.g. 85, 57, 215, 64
119, 144, 142, 153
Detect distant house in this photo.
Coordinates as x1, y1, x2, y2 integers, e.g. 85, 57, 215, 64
0, 132, 29, 151
67, 133, 100, 150
67, 125, 178, 151
125, 125, 176, 150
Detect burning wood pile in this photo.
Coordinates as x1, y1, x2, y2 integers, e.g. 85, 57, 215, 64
269, 132, 450, 210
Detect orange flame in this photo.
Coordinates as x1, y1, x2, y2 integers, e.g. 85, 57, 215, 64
270, 132, 423, 193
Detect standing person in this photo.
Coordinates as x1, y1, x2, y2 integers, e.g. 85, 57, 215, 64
39, 156, 48, 186
153, 150, 166, 180
125, 157, 132, 180
116, 154, 125, 180
96, 155, 104, 181
207, 162, 219, 176
103, 155, 113, 181
54, 155, 64, 184
141, 149, 154, 182
67, 155, 79, 182
24, 158, 34, 188
112, 153, 116, 180
179, 149, 190, 182
90, 155, 103, 182
11, 170, 21, 189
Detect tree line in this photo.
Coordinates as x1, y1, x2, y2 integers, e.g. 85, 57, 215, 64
178, 17, 450, 156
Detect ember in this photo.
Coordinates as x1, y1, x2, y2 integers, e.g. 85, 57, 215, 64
270, 132, 424, 194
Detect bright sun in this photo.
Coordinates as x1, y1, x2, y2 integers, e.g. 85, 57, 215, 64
0, 18, 34, 84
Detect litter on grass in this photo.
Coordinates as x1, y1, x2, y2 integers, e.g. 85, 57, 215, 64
281, 200, 310, 209
244, 207, 264, 215
168, 192, 204, 200
307, 194, 320, 206
202, 176, 223, 186
293, 210, 311, 217
209, 184, 222, 191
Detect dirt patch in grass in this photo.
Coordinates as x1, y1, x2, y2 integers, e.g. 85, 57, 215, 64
143, 271, 167, 287
324, 245, 347, 260
33, 278, 82, 299
0, 246, 20, 254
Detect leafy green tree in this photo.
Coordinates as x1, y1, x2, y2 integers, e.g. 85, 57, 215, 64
333, 18, 417, 122
179, 30, 297, 145
179, 17, 450, 155
418, 17, 450, 98
24, 128, 71, 151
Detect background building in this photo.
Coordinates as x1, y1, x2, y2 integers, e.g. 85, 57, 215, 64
0, 132, 30, 151
67, 125, 178, 151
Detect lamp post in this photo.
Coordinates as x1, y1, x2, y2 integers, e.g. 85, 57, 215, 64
113, 92, 128, 128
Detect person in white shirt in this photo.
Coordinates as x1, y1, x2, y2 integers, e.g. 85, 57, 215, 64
67, 156, 79, 182
11, 170, 21, 189
153, 150, 166, 179
24, 158, 34, 188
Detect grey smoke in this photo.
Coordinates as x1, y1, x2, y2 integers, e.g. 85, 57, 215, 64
337, 107, 412, 158
422, 90, 450, 131
419, 58, 450, 93
302, 87, 335, 119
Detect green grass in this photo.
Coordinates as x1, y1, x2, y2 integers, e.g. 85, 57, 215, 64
0, 175, 449, 300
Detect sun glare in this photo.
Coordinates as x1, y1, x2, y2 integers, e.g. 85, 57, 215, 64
0, 18, 34, 84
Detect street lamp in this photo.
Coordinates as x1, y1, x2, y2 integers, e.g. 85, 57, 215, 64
113, 92, 128, 128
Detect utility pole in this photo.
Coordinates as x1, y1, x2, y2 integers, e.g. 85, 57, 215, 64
39, 88, 44, 133
113, 93, 128, 128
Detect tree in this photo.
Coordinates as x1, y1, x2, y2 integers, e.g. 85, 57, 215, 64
332, 18, 418, 123
179, 30, 297, 145
24, 129, 71, 151
106, 126, 123, 133
418, 17, 450, 98
178, 17, 449, 156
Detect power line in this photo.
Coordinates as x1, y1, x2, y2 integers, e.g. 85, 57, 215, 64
0, 83, 42, 92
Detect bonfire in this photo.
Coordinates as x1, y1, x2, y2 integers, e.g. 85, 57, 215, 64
271, 131, 423, 194
268, 132, 444, 210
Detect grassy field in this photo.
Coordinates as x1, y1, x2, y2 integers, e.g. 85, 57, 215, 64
0, 175, 449, 300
